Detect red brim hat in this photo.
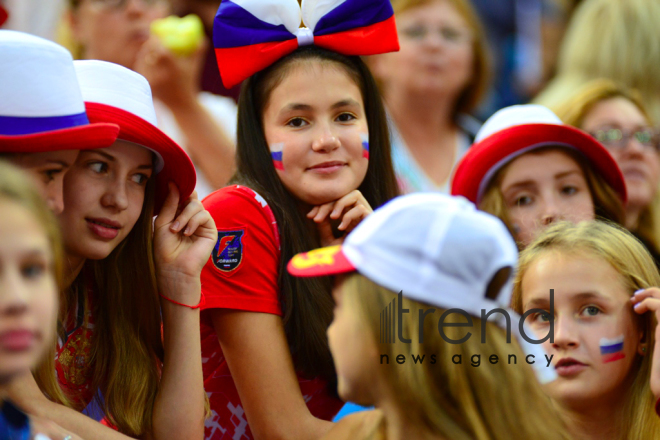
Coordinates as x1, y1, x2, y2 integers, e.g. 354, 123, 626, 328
0, 122, 120, 153
85, 102, 196, 215
287, 245, 357, 277
451, 124, 627, 205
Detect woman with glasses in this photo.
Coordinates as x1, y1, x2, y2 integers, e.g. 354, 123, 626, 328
553, 79, 660, 263
368, 0, 490, 194
66, 0, 237, 198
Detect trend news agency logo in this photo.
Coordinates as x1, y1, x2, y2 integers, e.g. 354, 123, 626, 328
379, 290, 556, 368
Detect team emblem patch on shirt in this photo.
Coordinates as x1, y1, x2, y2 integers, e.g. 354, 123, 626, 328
212, 230, 245, 272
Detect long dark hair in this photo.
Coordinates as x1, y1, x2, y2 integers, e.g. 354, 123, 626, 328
234, 46, 399, 381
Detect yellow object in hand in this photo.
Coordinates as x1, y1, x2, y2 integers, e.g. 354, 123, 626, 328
150, 14, 204, 57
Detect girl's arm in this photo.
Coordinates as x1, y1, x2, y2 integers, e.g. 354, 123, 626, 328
7, 372, 132, 439
210, 309, 334, 440
148, 184, 217, 440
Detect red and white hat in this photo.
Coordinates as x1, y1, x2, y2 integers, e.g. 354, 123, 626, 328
450, 104, 627, 205
0, 30, 119, 152
74, 60, 196, 214
288, 193, 557, 384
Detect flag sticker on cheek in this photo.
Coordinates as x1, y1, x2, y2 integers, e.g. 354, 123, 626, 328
270, 142, 284, 170
361, 133, 370, 159
600, 335, 625, 363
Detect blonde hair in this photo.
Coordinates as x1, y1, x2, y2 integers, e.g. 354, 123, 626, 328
342, 273, 571, 440
534, 0, 660, 124
512, 221, 660, 440
551, 78, 660, 257
478, 146, 625, 248
388, 0, 490, 114
0, 161, 69, 406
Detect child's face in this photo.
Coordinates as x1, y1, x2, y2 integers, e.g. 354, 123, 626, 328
9, 150, 80, 215
262, 61, 370, 206
327, 277, 379, 405
0, 198, 58, 384
521, 252, 642, 409
499, 149, 595, 247
58, 141, 153, 261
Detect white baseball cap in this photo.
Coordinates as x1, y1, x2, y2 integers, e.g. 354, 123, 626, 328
288, 193, 556, 384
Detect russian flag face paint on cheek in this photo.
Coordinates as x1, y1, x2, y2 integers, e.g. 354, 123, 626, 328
600, 335, 625, 363
361, 133, 369, 159
270, 142, 284, 170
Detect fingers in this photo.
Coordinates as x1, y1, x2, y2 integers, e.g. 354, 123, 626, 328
170, 195, 204, 236
155, 182, 180, 229
631, 288, 660, 314
337, 203, 371, 232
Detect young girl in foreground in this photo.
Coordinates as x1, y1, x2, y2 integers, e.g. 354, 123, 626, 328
200, 0, 400, 438
0, 162, 79, 440
287, 193, 570, 440
513, 221, 660, 440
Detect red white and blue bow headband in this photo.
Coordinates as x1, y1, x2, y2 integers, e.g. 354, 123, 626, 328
213, 0, 399, 89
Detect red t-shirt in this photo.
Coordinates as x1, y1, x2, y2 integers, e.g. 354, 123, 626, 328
200, 185, 343, 440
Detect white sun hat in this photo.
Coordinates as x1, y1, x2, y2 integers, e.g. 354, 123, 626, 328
0, 30, 119, 152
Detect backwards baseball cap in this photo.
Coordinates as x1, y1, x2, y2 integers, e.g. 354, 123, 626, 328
288, 193, 556, 384
450, 104, 627, 205
74, 60, 196, 214
0, 30, 119, 152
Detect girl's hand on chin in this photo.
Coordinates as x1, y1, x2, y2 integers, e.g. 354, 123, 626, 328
307, 190, 373, 247
154, 182, 217, 288
631, 287, 660, 400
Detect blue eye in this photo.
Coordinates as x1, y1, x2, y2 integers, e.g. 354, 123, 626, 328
22, 263, 45, 279
581, 306, 601, 317
562, 186, 578, 195
515, 195, 533, 207
531, 311, 552, 323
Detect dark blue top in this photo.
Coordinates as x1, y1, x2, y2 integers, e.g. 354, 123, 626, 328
0, 400, 31, 440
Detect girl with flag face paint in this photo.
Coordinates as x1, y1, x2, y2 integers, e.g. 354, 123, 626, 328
513, 221, 660, 440
199, 1, 400, 438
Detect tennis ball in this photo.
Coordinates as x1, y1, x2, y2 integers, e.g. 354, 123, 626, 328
151, 14, 204, 57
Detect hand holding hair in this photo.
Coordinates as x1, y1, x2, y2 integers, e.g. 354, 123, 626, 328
154, 182, 217, 301
632, 287, 660, 403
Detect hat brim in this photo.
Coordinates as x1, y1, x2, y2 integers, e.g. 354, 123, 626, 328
287, 245, 357, 277
0, 122, 120, 153
85, 102, 196, 215
451, 124, 627, 205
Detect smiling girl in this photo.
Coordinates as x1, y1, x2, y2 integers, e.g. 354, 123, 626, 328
513, 221, 660, 440
8, 60, 217, 440
451, 104, 626, 248
199, 1, 400, 438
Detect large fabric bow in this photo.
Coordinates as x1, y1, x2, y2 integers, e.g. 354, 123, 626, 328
213, 0, 399, 88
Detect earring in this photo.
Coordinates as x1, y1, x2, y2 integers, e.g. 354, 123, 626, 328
643, 347, 647, 352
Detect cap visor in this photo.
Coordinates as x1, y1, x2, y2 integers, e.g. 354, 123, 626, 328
0, 122, 120, 153
287, 245, 356, 277
85, 103, 196, 215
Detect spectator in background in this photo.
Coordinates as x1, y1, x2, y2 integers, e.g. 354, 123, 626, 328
368, 0, 489, 194
66, 0, 236, 198
535, 0, 660, 125
552, 79, 660, 263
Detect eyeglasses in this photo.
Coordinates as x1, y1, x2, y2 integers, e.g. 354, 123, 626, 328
589, 126, 659, 152
87, 0, 165, 10
400, 25, 473, 45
